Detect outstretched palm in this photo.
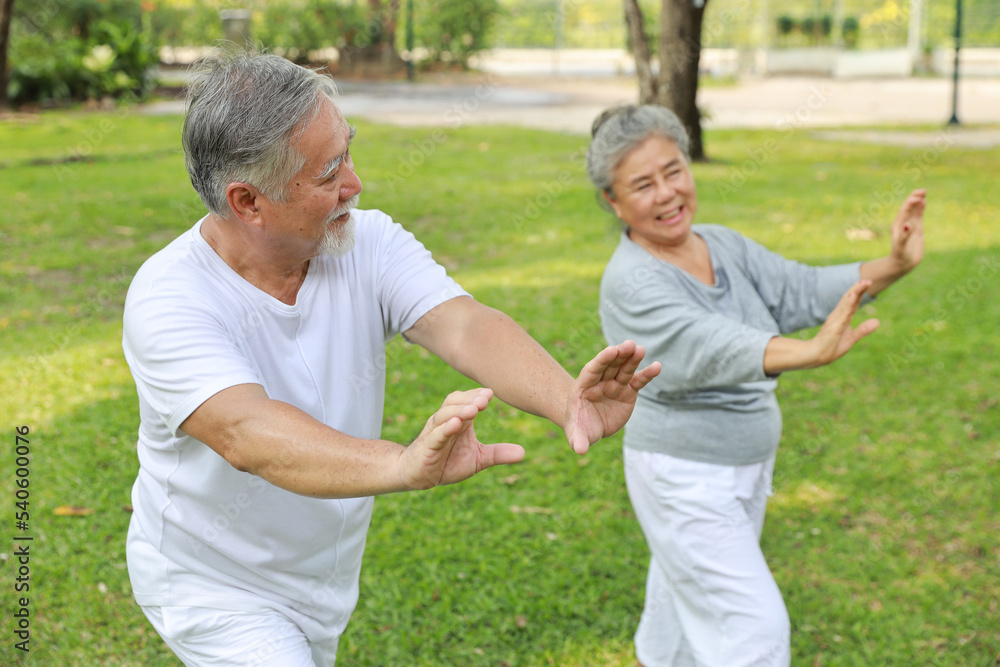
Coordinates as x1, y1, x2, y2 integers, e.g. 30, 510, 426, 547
400, 388, 524, 490
810, 280, 880, 367
891, 188, 926, 271
564, 341, 661, 455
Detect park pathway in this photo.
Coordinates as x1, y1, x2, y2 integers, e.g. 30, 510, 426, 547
141, 68, 1000, 147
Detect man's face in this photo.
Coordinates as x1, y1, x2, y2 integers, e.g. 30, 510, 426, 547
259, 97, 363, 261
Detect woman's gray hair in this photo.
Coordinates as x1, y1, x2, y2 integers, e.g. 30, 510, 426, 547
182, 45, 339, 217
585, 104, 690, 199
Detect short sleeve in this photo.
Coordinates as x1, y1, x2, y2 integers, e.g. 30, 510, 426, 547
367, 212, 468, 337
123, 287, 261, 437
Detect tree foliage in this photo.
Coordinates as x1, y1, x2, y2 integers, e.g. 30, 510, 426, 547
6, 0, 158, 106
414, 0, 501, 67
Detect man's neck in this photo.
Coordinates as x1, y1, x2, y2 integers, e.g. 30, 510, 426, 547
200, 214, 311, 306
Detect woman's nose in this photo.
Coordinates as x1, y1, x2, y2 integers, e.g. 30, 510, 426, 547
654, 178, 674, 202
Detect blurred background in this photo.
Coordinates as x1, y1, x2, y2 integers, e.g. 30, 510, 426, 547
3, 0, 1000, 110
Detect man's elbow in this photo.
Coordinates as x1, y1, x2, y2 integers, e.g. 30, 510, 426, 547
182, 415, 256, 474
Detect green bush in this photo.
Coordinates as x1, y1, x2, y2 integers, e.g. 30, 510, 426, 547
7, 1, 159, 106
819, 15, 832, 38
149, 2, 224, 48
255, 0, 369, 63
800, 16, 816, 41
842, 16, 859, 49
776, 15, 796, 37
414, 0, 501, 66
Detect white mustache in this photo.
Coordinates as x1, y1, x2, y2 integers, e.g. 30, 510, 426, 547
327, 195, 360, 223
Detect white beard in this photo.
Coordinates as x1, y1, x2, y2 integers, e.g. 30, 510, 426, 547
319, 214, 356, 258
320, 195, 359, 258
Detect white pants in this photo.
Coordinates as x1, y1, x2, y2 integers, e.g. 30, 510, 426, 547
623, 447, 790, 667
141, 604, 340, 666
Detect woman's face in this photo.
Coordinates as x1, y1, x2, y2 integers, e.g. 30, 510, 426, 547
604, 134, 697, 251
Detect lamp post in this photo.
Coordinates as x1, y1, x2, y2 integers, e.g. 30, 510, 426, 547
553, 0, 564, 75
948, 0, 962, 125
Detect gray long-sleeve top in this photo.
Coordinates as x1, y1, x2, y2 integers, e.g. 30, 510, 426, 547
599, 224, 864, 465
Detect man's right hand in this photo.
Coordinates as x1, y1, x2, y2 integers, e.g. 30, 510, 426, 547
398, 388, 525, 491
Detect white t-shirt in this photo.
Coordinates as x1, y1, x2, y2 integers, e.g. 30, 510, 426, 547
122, 208, 467, 636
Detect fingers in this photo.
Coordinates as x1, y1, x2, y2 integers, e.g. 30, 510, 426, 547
629, 359, 662, 391
570, 434, 591, 456
835, 316, 880, 361
438, 387, 492, 417
815, 280, 880, 365
895, 188, 926, 234
826, 280, 865, 327
582, 340, 645, 387
583, 342, 660, 392
904, 188, 926, 208
614, 340, 645, 378
851, 317, 881, 343
841, 279, 871, 311
440, 387, 493, 411
591, 340, 635, 382
821, 280, 871, 337
423, 388, 493, 449
478, 442, 526, 468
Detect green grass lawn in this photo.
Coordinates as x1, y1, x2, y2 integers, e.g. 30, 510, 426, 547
1, 107, 998, 666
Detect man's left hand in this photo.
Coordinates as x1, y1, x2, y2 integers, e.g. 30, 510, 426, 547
563, 341, 661, 455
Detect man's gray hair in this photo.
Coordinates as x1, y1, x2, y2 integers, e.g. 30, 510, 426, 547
585, 104, 690, 199
182, 46, 340, 217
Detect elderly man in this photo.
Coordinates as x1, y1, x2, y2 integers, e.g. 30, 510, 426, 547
122, 48, 659, 665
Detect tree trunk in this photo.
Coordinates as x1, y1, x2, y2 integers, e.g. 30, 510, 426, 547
657, 0, 708, 161
366, 0, 400, 45
623, 0, 657, 103
339, 0, 405, 77
384, 0, 400, 47
0, 0, 15, 110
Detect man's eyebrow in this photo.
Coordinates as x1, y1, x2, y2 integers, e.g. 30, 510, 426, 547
315, 125, 357, 180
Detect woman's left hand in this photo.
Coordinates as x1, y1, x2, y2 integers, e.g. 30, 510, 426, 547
890, 188, 926, 271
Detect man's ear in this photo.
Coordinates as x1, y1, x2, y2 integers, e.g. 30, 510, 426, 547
225, 183, 264, 226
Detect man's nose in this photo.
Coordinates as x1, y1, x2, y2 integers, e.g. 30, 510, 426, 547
341, 162, 363, 199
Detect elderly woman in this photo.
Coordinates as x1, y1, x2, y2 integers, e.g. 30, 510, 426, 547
588, 105, 925, 667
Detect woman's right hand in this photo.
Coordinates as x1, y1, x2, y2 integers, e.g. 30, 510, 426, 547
808, 280, 881, 366
762, 280, 880, 374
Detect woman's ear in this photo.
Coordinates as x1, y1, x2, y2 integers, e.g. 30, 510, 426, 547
602, 189, 622, 219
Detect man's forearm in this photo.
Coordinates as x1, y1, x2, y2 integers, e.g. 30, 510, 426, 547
239, 401, 410, 498
181, 385, 411, 499
406, 297, 574, 430
445, 306, 574, 427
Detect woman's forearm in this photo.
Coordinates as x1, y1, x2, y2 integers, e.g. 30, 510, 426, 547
859, 255, 912, 298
